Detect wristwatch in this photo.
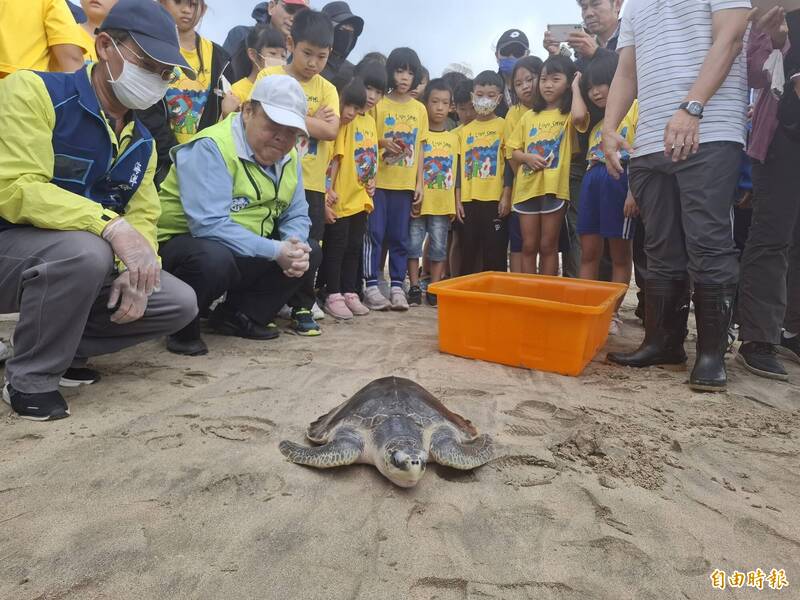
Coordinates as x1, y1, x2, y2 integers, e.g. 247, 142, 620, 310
679, 101, 704, 119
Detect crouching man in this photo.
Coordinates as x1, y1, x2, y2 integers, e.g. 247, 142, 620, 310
0, 0, 200, 421
158, 75, 320, 356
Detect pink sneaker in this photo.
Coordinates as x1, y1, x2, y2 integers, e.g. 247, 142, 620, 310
344, 293, 370, 316
323, 293, 353, 320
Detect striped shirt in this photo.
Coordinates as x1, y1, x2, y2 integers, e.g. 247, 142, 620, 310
618, 0, 751, 158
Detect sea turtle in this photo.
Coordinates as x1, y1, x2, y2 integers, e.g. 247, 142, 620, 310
279, 377, 494, 487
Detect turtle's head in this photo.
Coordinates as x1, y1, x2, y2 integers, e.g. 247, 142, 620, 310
382, 449, 428, 487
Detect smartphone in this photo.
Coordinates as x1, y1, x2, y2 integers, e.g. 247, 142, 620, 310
547, 24, 584, 43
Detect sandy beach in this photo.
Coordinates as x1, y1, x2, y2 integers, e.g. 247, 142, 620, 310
1, 288, 798, 600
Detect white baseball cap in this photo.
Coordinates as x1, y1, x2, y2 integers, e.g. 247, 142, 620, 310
250, 75, 309, 137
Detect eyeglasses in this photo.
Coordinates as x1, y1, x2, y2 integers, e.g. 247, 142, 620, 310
118, 41, 181, 84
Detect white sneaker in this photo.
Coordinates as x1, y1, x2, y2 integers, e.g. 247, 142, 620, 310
311, 301, 325, 321
609, 314, 623, 336
363, 286, 391, 311
390, 288, 409, 311
0, 340, 12, 363
277, 305, 292, 320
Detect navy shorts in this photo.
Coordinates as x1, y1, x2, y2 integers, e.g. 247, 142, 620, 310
577, 163, 636, 240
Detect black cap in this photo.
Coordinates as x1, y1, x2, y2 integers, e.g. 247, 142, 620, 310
322, 1, 364, 36
497, 29, 529, 53
99, 0, 196, 80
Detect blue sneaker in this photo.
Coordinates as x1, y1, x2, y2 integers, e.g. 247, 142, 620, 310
291, 308, 321, 337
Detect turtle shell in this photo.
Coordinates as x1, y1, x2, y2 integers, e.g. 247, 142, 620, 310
306, 377, 479, 444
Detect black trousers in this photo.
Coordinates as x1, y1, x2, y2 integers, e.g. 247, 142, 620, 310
160, 234, 322, 325
321, 212, 367, 295
738, 127, 800, 343
290, 190, 326, 310
459, 200, 508, 275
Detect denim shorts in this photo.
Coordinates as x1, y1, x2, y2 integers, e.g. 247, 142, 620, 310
408, 215, 450, 261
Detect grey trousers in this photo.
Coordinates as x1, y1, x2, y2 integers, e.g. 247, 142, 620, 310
738, 128, 800, 344
0, 229, 198, 393
628, 142, 742, 285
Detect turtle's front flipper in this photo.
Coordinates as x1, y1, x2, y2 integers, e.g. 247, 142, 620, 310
279, 429, 364, 468
429, 427, 493, 470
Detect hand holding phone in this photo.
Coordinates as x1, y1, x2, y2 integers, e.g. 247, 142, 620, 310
547, 24, 584, 44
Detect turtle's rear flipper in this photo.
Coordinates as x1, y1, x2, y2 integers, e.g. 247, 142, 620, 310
279, 430, 364, 468
430, 427, 493, 470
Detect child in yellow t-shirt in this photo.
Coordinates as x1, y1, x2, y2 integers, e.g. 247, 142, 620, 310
77, 0, 116, 63
509, 55, 577, 276
320, 78, 380, 320
252, 9, 339, 335
571, 50, 639, 335
407, 79, 460, 307
159, 0, 234, 145
457, 71, 509, 275
502, 56, 543, 273
230, 25, 286, 105
363, 47, 428, 311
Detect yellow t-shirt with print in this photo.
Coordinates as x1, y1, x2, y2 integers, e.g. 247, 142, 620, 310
254, 65, 340, 194
231, 77, 254, 103
458, 116, 506, 203
509, 109, 574, 204
0, 0, 88, 77
587, 101, 639, 165
421, 130, 459, 216
503, 104, 529, 159
372, 96, 428, 191
164, 37, 214, 144
332, 113, 378, 218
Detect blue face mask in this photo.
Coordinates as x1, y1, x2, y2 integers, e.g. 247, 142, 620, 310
498, 57, 518, 76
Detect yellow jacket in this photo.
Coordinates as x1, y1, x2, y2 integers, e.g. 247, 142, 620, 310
0, 69, 160, 253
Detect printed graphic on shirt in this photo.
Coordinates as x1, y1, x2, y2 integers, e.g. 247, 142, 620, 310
166, 88, 209, 140
382, 115, 418, 167
297, 136, 319, 159
464, 136, 500, 181
423, 140, 455, 191
354, 129, 378, 185
588, 126, 630, 163
524, 130, 564, 173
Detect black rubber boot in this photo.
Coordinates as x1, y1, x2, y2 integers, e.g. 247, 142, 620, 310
690, 284, 737, 392
607, 279, 690, 367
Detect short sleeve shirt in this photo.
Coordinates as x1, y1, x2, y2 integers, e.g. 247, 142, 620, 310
508, 109, 574, 204
587, 101, 639, 164
421, 130, 460, 216
372, 96, 429, 191
618, 0, 751, 157
332, 113, 377, 218
0, 0, 88, 76
458, 116, 505, 202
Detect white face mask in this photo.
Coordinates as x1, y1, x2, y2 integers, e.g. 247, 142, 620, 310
106, 40, 171, 110
472, 93, 500, 116
259, 53, 286, 69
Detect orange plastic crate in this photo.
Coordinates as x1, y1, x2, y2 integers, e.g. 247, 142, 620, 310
428, 272, 628, 376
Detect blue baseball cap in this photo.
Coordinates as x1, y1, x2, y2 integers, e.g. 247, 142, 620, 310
99, 0, 197, 80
